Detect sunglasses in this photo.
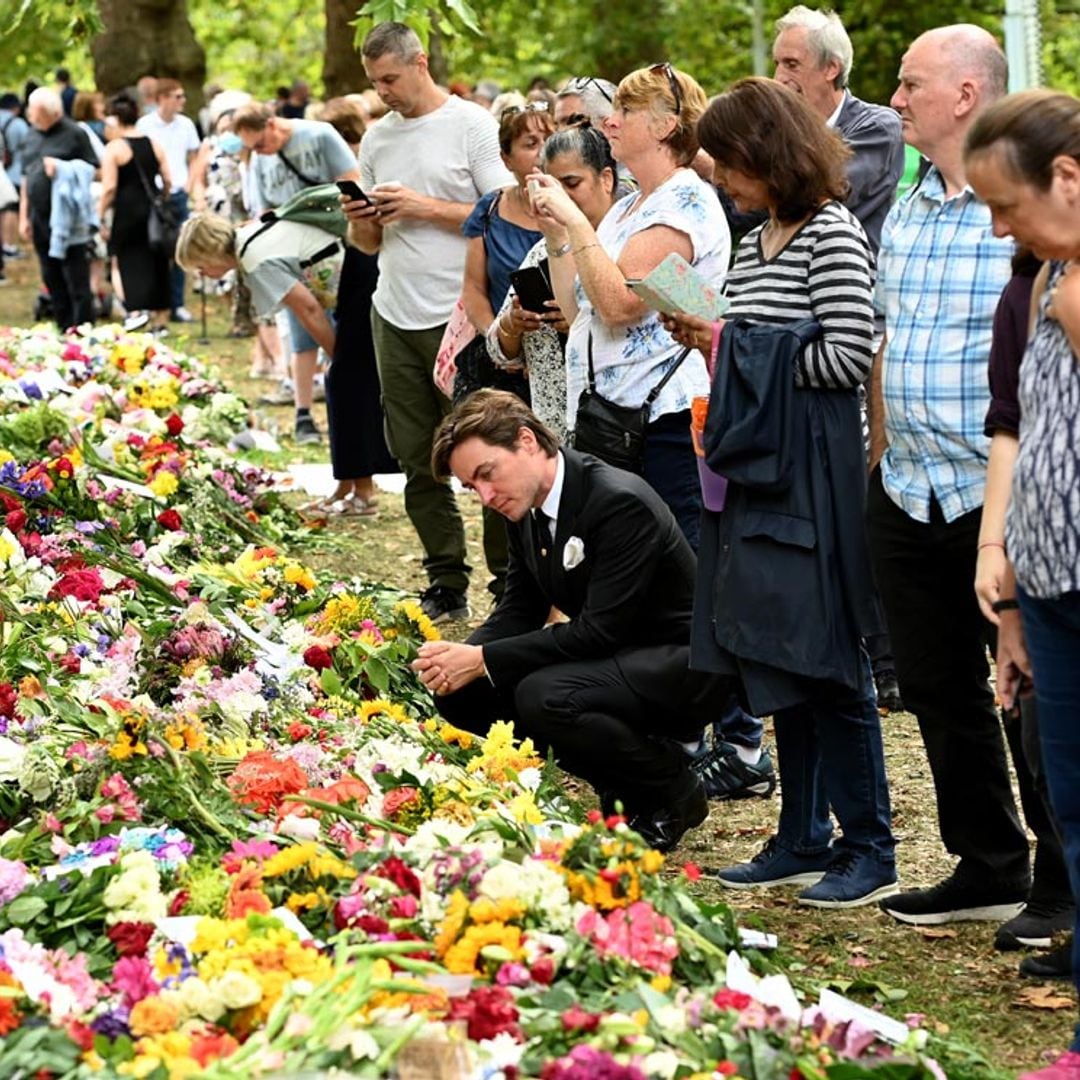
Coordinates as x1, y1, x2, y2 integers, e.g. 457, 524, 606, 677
564, 76, 614, 104
649, 62, 682, 117
500, 101, 550, 121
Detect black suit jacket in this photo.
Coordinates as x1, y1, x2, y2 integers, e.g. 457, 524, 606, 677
835, 93, 904, 254
471, 449, 698, 696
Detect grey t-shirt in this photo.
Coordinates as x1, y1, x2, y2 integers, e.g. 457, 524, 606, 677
247, 120, 356, 214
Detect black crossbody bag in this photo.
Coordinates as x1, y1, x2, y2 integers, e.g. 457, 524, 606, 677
571, 333, 691, 473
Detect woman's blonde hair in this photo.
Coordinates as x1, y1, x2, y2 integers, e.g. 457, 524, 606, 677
613, 65, 708, 166
175, 213, 237, 272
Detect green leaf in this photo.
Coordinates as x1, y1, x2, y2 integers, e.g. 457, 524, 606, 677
320, 667, 343, 697
3, 894, 48, 925
365, 655, 390, 693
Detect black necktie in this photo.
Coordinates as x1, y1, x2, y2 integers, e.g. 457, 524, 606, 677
533, 509, 550, 558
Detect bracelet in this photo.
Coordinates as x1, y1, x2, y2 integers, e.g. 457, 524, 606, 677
978, 541, 1007, 552
573, 242, 600, 255
992, 597, 1021, 614
550, 241, 573, 258
497, 316, 521, 340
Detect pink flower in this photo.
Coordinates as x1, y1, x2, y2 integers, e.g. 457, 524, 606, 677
112, 955, 160, 1006
0, 858, 30, 903
575, 901, 679, 975
495, 961, 532, 987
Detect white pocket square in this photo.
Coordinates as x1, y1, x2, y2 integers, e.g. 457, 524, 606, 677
562, 536, 586, 570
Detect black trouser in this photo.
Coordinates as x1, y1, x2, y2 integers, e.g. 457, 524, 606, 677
1007, 695, 1073, 905
866, 468, 1030, 885
436, 652, 715, 813
33, 220, 92, 331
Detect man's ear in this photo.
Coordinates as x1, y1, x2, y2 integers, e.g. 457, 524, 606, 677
517, 426, 538, 453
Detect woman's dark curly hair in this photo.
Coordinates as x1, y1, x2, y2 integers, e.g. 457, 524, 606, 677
697, 77, 851, 223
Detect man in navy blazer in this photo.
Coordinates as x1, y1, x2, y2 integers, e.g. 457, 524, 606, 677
414, 390, 714, 852
773, 5, 904, 253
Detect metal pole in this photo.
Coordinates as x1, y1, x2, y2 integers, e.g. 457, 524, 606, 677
751, 0, 767, 76
1003, 0, 1043, 92
197, 274, 210, 344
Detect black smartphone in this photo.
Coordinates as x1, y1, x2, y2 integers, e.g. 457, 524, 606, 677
510, 261, 554, 314
336, 179, 372, 206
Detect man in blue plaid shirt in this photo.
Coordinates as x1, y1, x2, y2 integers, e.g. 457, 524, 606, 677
867, 25, 1032, 926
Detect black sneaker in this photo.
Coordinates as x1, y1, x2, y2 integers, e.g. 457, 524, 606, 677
874, 671, 905, 713
293, 415, 322, 445
995, 898, 1076, 951
1019, 938, 1073, 979
419, 585, 470, 624
880, 870, 1028, 926
626, 776, 709, 853
690, 740, 777, 800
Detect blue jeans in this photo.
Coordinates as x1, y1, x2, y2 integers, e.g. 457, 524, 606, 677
773, 657, 895, 863
1018, 586, 1080, 1050
169, 190, 189, 314
713, 694, 763, 750
643, 409, 702, 551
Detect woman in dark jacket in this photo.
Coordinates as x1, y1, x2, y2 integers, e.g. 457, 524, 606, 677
664, 78, 894, 909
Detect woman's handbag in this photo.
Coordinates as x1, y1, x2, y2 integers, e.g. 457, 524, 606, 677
434, 298, 475, 397
452, 334, 530, 405
571, 333, 691, 473
130, 147, 179, 258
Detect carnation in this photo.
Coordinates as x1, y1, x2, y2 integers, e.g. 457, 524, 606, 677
0, 857, 30, 903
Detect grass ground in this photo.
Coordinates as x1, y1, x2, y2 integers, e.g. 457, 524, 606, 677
1, 254, 1074, 1076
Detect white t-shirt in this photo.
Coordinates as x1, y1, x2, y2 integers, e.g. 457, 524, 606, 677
236, 219, 344, 315
565, 168, 731, 427
359, 95, 513, 330
135, 111, 200, 192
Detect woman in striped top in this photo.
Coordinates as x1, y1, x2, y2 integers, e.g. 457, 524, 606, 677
665, 77, 894, 910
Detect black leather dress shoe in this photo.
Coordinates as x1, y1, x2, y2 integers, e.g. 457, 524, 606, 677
1019, 938, 1074, 979
628, 777, 709, 853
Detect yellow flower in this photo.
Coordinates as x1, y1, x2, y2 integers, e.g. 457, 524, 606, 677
394, 599, 441, 642
130, 995, 181, 1036
282, 563, 316, 591
261, 842, 316, 878
149, 471, 179, 498
650, 974, 673, 993
111, 343, 146, 373
0, 535, 16, 564
434, 890, 469, 957
443, 922, 524, 975
359, 699, 410, 724
507, 791, 543, 824
437, 721, 474, 749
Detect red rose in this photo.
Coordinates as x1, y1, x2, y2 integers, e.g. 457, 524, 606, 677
560, 1004, 600, 1032
716, 1063, 738, 1077
302, 645, 333, 671
682, 861, 702, 882
165, 414, 184, 436
156, 509, 183, 531
0, 492, 21, 514
713, 988, 753, 1012
169, 890, 190, 916
5, 509, 26, 533
53, 456, 75, 479
0, 683, 18, 720
106, 921, 156, 958
49, 567, 105, 604
374, 855, 422, 897
530, 956, 556, 985
448, 986, 521, 1042
287, 721, 313, 742
59, 653, 81, 675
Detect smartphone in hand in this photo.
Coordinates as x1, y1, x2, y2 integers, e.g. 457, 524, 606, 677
336, 180, 372, 206
510, 261, 555, 314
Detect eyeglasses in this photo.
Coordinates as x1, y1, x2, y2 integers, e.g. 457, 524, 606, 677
564, 77, 614, 105
649, 62, 682, 117
500, 101, 550, 120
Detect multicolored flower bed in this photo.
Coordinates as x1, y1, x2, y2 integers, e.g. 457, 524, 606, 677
0, 325, 954, 1079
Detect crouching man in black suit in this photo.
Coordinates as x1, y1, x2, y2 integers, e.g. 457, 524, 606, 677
413, 389, 718, 852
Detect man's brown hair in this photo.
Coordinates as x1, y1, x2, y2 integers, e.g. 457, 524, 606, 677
431, 390, 560, 480
155, 78, 183, 100
232, 101, 273, 133
697, 77, 851, 223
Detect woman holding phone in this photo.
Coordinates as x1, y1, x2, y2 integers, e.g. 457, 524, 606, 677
527, 64, 729, 549
487, 124, 620, 439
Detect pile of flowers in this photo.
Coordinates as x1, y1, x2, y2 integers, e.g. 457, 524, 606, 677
0, 325, 952, 1079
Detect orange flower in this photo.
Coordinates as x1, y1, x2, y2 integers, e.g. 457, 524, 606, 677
129, 996, 181, 1036
226, 862, 272, 919
189, 1029, 240, 1067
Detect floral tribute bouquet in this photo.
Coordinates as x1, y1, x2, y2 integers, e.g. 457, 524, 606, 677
0, 325, 959, 1079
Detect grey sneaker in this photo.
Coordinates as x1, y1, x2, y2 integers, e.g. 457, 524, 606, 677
312, 373, 326, 402
293, 415, 322, 445
690, 740, 777, 800
419, 585, 470, 624
259, 379, 296, 406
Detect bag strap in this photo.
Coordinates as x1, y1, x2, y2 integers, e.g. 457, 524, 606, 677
277, 147, 319, 187
238, 217, 277, 260
299, 240, 343, 269
586, 331, 692, 410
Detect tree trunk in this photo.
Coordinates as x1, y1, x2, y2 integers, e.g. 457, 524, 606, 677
91, 0, 208, 118
324, 0, 366, 97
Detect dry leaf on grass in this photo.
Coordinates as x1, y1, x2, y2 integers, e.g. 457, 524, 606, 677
918, 928, 958, 940
1013, 985, 1076, 1011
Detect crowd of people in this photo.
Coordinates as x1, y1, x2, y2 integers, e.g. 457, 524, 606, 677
3, 13, 1080, 1078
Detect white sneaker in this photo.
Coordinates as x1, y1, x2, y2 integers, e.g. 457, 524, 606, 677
258, 378, 296, 406
172, 306, 196, 323
312, 373, 326, 402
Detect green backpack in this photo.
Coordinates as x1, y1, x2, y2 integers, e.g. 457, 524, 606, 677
238, 183, 347, 258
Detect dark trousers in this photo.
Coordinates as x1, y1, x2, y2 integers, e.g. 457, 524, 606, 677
1017, 587, 1080, 1049
168, 190, 189, 315
774, 656, 895, 863
33, 221, 92, 331
866, 469, 1030, 883
436, 653, 711, 812
643, 409, 702, 551
369, 308, 506, 594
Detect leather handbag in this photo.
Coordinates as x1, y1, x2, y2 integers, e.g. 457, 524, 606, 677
571, 333, 691, 473
130, 146, 179, 258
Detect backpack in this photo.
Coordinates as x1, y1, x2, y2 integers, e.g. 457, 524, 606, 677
238, 183, 348, 257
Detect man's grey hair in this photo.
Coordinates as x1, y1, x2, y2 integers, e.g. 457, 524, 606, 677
775, 6, 853, 90
28, 87, 63, 118
557, 76, 617, 123
361, 21, 423, 63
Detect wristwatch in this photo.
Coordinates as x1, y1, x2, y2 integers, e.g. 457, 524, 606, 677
550, 241, 573, 259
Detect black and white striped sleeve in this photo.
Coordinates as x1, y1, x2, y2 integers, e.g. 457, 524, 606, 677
798, 211, 875, 390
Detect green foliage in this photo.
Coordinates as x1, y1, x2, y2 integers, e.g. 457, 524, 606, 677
1, 0, 100, 90
0, 402, 73, 456
352, 0, 482, 49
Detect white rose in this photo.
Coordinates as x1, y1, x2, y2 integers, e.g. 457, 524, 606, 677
213, 970, 263, 1010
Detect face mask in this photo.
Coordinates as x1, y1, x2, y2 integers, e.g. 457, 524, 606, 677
218, 132, 243, 155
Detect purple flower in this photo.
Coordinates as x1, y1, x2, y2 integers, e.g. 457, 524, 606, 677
91, 1007, 131, 1040
18, 379, 43, 400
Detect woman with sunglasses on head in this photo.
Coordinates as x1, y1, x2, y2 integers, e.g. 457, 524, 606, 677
487, 124, 620, 439
962, 89, 1080, 1080
528, 64, 730, 550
